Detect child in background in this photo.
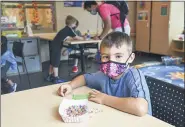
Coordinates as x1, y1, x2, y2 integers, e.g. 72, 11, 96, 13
58, 32, 152, 116
62, 20, 82, 73
1, 36, 17, 93
47, 15, 85, 84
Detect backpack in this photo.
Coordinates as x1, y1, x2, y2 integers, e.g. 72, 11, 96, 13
103, 1, 129, 32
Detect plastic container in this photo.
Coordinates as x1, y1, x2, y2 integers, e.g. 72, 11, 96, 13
161, 56, 182, 66
59, 98, 89, 123
86, 30, 91, 40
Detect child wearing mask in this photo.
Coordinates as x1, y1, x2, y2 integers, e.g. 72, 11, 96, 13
62, 20, 82, 73
46, 15, 85, 84
57, 32, 152, 116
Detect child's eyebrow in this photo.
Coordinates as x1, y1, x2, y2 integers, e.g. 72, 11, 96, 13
113, 53, 124, 55
101, 53, 109, 55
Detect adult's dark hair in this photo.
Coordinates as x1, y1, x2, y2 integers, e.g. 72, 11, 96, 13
83, 1, 97, 9
1, 36, 8, 55
100, 32, 133, 53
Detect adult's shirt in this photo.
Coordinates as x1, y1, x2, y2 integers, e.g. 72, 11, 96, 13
98, 3, 129, 30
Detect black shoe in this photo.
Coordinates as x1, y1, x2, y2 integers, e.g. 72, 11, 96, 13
46, 74, 54, 82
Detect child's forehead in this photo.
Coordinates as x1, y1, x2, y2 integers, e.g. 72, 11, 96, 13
101, 44, 129, 54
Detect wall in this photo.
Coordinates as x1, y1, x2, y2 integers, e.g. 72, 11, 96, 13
55, 1, 137, 34
55, 1, 102, 34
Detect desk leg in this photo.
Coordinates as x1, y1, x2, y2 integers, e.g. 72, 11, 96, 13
79, 44, 85, 74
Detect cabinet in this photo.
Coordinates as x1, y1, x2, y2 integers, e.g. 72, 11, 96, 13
136, 1, 184, 55
6, 38, 42, 76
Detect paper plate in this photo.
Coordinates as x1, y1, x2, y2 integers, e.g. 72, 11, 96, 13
59, 98, 89, 123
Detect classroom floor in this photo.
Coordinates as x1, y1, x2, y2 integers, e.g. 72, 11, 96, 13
3, 53, 162, 94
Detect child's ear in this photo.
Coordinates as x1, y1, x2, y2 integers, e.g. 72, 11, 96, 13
128, 53, 135, 63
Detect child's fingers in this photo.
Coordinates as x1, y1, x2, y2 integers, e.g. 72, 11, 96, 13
92, 89, 100, 93
89, 90, 97, 96
58, 86, 64, 96
89, 94, 96, 98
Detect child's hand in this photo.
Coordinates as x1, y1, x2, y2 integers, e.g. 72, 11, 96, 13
58, 84, 72, 97
88, 89, 107, 104
92, 36, 99, 40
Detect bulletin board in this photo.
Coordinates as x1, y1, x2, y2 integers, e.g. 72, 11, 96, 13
64, 1, 83, 7
137, 11, 148, 21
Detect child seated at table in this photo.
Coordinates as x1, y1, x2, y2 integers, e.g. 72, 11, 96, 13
58, 32, 152, 116
47, 15, 85, 84
62, 20, 82, 73
1, 36, 17, 93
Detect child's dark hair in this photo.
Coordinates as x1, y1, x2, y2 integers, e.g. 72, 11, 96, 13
83, 1, 97, 9
100, 32, 133, 53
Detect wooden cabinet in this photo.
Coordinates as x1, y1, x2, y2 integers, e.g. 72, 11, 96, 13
136, 1, 184, 55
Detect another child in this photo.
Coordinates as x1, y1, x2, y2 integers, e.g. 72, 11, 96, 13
62, 20, 82, 73
1, 36, 17, 93
47, 15, 85, 84
58, 32, 152, 116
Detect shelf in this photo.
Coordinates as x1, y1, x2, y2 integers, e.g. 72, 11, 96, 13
172, 48, 184, 53
1, 27, 24, 31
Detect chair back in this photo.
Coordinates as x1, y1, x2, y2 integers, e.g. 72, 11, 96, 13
12, 41, 24, 57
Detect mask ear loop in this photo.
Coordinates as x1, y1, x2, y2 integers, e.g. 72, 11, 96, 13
125, 53, 133, 65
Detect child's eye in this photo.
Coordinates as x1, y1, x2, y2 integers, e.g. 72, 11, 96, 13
102, 56, 109, 59
116, 55, 122, 59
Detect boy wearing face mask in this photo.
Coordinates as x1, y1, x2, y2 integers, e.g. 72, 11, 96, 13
83, 1, 130, 40
58, 32, 152, 116
47, 15, 85, 84
62, 20, 82, 73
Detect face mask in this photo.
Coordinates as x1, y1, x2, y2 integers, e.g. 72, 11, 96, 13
90, 9, 97, 15
72, 26, 76, 30
71, 24, 76, 29
100, 54, 132, 78
100, 61, 128, 78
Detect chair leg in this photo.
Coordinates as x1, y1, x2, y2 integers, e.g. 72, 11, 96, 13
17, 63, 22, 86
23, 58, 31, 89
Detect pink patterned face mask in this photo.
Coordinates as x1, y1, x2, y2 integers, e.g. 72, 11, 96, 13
100, 61, 128, 78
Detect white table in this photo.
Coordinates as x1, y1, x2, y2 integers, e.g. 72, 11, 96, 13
1, 84, 174, 127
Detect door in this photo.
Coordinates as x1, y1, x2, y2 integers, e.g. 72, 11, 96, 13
150, 2, 170, 55
136, 1, 151, 53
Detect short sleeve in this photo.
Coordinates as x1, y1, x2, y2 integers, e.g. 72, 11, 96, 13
128, 69, 149, 99
83, 71, 104, 91
98, 5, 111, 21
126, 68, 152, 115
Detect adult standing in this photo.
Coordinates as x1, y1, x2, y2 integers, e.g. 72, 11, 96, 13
83, 1, 130, 40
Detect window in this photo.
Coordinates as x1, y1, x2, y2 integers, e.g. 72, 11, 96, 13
1, 2, 56, 33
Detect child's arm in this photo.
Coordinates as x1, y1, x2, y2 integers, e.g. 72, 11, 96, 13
89, 90, 148, 117
104, 95, 148, 117
58, 75, 86, 96
69, 75, 86, 89
73, 35, 85, 41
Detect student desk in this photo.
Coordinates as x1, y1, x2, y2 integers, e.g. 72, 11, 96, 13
1, 84, 174, 127
66, 39, 101, 74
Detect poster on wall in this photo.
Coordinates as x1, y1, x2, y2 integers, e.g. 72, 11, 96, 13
64, 1, 83, 7
161, 4, 168, 16
137, 11, 148, 21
